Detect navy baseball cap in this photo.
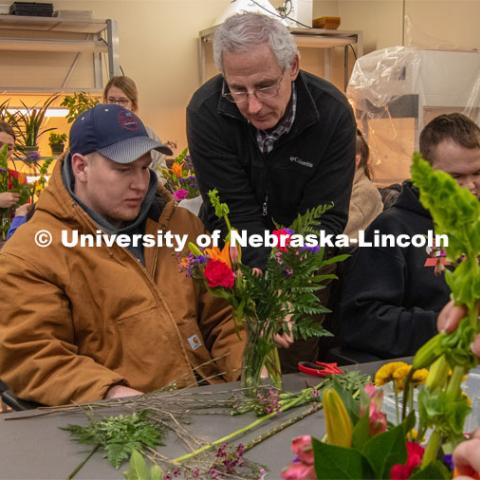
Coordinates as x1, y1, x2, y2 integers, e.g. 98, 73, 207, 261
69, 104, 172, 163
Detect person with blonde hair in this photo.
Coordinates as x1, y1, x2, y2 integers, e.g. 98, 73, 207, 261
103, 76, 168, 174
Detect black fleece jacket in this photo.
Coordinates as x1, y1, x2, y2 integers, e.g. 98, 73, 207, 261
338, 181, 451, 358
187, 71, 356, 267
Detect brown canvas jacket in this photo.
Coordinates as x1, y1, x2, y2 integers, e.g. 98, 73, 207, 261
0, 159, 244, 406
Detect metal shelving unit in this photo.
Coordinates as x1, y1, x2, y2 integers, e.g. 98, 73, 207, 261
198, 26, 363, 90
0, 14, 120, 93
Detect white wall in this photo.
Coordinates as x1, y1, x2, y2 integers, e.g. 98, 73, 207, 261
1, 0, 480, 154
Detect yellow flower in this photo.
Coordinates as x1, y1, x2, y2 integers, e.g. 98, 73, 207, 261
374, 361, 409, 386
412, 368, 429, 385
463, 392, 473, 408
393, 364, 412, 391
407, 428, 418, 441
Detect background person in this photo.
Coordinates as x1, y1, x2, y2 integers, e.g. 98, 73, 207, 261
187, 12, 356, 370
344, 129, 383, 241
103, 76, 169, 175
187, 12, 356, 269
0, 121, 20, 208
338, 113, 480, 359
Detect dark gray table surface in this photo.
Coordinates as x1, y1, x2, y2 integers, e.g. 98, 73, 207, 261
0, 362, 383, 480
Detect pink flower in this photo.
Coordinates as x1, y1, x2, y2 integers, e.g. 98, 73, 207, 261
390, 442, 425, 480
291, 436, 314, 465
282, 463, 316, 480
282, 436, 317, 480
362, 384, 387, 436
173, 189, 189, 201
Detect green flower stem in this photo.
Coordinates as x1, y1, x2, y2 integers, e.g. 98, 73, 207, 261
172, 393, 313, 464
421, 430, 442, 468
242, 402, 323, 453
446, 365, 465, 403
401, 375, 409, 422
67, 444, 100, 480
394, 384, 400, 425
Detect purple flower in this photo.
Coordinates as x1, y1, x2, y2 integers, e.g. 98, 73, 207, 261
301, 245, 321, 253
25, 151, 40, 162
443, 454, 453, 471
283, 267, 294, 277
173, 189, 189, 201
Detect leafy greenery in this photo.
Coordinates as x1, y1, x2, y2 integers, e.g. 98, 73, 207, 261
124, 449, 163, 480
410, 154, 480, 459
313, 437, 374, 479
61, 92, 99, 123
14, 95, 59, 150
409, 460, 451, 479
313, 412, 414, 480
63, 410, 165, 469
48, 132, 67, 146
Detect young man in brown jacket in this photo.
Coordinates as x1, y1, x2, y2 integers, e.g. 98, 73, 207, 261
0, 105, 244, 406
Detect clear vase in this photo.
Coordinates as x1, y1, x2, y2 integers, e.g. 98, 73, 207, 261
240, 321, 283, 395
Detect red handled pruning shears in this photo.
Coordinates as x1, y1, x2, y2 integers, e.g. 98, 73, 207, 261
298, 361, 344, 377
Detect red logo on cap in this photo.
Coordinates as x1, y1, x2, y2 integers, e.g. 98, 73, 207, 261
118, 111, 140, 131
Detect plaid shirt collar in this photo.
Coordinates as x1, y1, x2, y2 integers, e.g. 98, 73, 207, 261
256, 83, 297, 154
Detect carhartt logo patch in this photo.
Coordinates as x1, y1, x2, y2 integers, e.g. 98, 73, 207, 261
290, 156, 313, 168
188, 334, 202, 351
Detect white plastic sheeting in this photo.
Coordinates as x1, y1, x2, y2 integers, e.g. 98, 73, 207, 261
347, 47, 480, 185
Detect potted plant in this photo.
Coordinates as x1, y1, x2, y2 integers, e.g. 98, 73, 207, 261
48, 132, 67, 156
61, 92, 99, 123
14, 94, 59, 158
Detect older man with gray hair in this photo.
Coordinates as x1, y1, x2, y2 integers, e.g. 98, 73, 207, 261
187, 12, 356, 370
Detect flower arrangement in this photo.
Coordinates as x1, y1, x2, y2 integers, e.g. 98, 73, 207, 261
0, 144, 29, 239
282, 361, 453, 480
179, 189, 348, 393
0, 144, 54, 239
283, 152, 480, 480
160, 148, 199, 201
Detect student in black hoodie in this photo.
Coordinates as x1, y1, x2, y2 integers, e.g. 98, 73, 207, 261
338, 113, 480, 358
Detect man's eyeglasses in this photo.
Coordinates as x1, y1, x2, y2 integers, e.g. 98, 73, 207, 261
222, 75, 283, 105
106, 97, 131, 106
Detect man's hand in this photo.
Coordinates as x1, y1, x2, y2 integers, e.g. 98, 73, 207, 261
105, 385, 142, 399
453, 428, 480, 479
0, 192, 19, 208
273, 313, 294, 349
437, 300, 480, 356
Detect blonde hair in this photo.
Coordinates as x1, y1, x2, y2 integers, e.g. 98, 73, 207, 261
103, 76, 139, 112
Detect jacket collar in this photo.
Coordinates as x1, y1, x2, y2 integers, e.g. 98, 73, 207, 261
395, 180, 432, 219
37, 154, 176, 231
217, 70, 320, 136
